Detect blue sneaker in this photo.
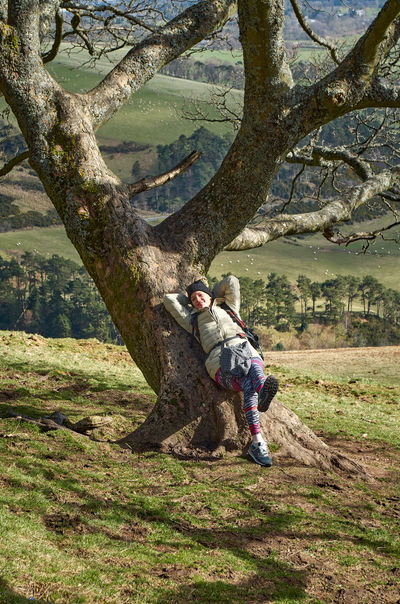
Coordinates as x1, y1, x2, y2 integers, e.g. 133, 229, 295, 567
248, 442, 273, 467
258, 375, 279, 412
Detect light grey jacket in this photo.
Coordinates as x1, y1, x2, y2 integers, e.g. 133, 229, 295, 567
163, 275, 261, 380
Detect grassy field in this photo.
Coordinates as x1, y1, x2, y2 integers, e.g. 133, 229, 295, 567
210, 233, 400, 290
191, 49, 244, 64
0, 226, 82, 263
266, 346, 400, 445
0, 221, 399, 290
0, 331, 399, 603
44, 49, 238, 145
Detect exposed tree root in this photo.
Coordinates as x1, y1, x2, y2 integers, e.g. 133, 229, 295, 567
118, 381, 370, 478
264, 400, 370, 477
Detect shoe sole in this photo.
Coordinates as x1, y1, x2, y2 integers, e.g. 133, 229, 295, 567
258, 375, 279, 412
248, 448, 273, 467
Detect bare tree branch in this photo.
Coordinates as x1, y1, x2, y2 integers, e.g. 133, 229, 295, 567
362, 82, 400, 108
42, 8, 63, 63
87, 0, 237, 129
280, 163, 305, 213
288, 0, 340, 64
287, 145, 373, 181
323, 220, 400, 246
129, 150, 201, 196
181, 85, 242, 130
308, 0, 400, 116
63, 2, 159, 34
352, 0, 400, 70
225, 167, 400, 250
0, 150, 29, 177
69, 12, 96, 55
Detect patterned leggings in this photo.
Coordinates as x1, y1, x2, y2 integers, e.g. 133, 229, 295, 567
215, 358, 265, 435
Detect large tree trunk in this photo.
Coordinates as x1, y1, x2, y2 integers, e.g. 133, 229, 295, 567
67, 207, 366, 476
109, 251, 368, 477
120, 352, 368, 477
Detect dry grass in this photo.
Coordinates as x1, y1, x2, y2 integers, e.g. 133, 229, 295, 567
266, 345, 399, 386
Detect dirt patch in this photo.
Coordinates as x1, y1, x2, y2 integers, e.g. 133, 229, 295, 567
148, 435, 399, 604
266, 346, 400, 386
101, 521, 152, 543
44, 512, 153, 548
44, 512, 91, 535
0, 389, 21, 402
152, 564, 193, 582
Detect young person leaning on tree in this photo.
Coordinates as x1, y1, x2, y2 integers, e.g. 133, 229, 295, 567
163, 275, 279, 467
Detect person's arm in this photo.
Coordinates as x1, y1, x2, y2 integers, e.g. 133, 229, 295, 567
213, 274, 241, 316
163, 293, 193, 335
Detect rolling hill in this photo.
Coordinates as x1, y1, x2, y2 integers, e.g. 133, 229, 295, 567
0, 46, 399, 290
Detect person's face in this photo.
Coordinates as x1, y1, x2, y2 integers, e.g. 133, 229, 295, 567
190, 290, 212, 310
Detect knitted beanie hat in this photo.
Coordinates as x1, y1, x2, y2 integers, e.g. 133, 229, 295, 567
186, 280, 213, 300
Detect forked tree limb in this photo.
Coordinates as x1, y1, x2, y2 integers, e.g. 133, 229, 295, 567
287, 145, 373, 180
42, 9, 63, 63
63, 2, 160, 34
350, 0, 400, 71
309, 0, 400, 115
324, 220, 400, 246
86, 0, 237, 129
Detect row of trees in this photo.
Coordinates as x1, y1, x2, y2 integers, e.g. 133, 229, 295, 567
2, 253, 398, 346
0, 253, 119, 342
160, 57, 245, 89
209, 273, 400, 333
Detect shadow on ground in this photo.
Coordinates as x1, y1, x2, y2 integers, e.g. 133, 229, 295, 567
0, 577, 49, 603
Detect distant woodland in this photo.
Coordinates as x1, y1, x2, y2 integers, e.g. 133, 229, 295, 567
1, 253, 398, 348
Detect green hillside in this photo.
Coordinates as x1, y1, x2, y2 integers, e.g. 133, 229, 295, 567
0, 47, 238, 147
211, 238, 400, 291
1, 47, 399, 289
0, 226, 81, 263
45, 48, 238, 145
